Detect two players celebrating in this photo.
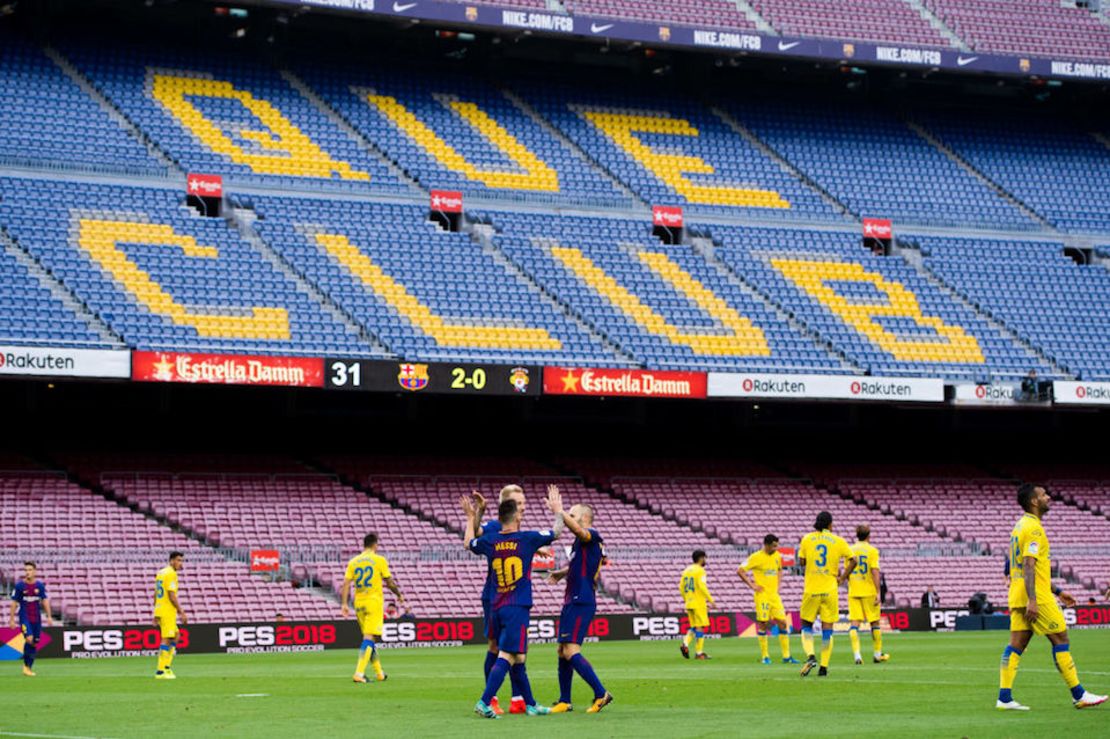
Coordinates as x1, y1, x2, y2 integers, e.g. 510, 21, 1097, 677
461, 484, 612, 718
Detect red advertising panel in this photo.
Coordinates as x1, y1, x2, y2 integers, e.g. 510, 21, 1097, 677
250, 549, 281, 572
652, 205, 684, 228
187, 173, 223, 198
430, 189, 463, 213
132, 351, 324, 388
543, 367, 707, 399
862, 217, 893, 239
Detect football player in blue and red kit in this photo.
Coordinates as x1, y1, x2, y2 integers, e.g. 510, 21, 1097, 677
8, 562, 52, 676
464, 486, 565, 718
549, 502, 613, 714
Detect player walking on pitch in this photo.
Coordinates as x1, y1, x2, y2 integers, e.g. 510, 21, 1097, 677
679, 550, 714, 660
997, 484, 1106, 711
848, 525, 889, 664
797, 511, 856, 677
548, 499, 613, 714
341, 533, 404, 684
153, 551, 186, 679
9, 561, 52, 676
737, 535, 797, 664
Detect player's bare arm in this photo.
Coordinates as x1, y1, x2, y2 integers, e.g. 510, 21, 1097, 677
546, 485, 565, 538
1023, 555, 1039, 622
547, 567, 569, 583
736, 567, 762, 593
837, 557, 858, 586
340, 578, 352, 618
43, 597, 52, 626
460, 494, 478, 546
385, 576, 404, 603
168, 591, 187, 624
1058, 590, 1076, 608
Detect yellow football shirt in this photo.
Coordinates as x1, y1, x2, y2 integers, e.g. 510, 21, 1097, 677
848, 542, 880, 598
344, 551, 391, 605
798, 530, 853, 594
739, 550, 782, 597
154, 565, 178, 616
680, 564, 713, 609
1008, 513, 1051, 609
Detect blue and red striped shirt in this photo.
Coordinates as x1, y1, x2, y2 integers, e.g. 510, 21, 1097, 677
565, 528, 604, 605
470, 528, 556, 609
10, 580, 47, 624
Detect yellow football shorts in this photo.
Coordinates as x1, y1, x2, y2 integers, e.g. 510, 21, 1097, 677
1010, 600, 1067, 635
155, 613, 179, 640
800, 592, 839, 624
755, 594, 786, 623
356, 603, 384, 636
686, 606, 709, 629
848, 596, 881, 623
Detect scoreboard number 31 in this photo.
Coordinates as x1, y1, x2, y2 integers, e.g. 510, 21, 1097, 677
330, 361, 362, 387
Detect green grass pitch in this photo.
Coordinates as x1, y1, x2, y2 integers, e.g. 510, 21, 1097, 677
3, 631, 1109, 738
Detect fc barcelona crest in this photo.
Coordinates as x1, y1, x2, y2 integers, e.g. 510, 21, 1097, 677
398, 363, 429, 392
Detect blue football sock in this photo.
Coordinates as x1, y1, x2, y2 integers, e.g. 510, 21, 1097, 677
23, 644, 35, 668
484, 650, 497, 680
510, 663, 536, 706
558, 657, 574, 704
481, 658, 511, 705
570, 653, 606, 699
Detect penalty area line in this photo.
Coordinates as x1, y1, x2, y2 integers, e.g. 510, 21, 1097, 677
235, 693, 271, 698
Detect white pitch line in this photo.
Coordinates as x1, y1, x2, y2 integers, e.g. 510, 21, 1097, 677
235, 693, 270, 698
0, 732, 117, 739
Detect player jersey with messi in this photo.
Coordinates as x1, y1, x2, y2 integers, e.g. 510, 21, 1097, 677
469, 529, 556, 609
564, 528, 604, 605
11, 580, 47, 624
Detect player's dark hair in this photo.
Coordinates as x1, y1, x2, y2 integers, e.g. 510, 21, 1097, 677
498, 498, 518, 524
814, 511, 833, 531
856, 525, 870, 541
169, 551, 183, 561
23, 561, 35, 568
363, 533, 378, 548
692, 549, 706, 563
763, 534, 778, 546
1017, 483, 1039, 512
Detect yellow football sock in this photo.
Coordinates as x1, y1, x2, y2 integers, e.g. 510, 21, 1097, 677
696, 637, 705, 654
356, 641, 374, 676
1054, 649, 1080, 689
165, 645, 175, 669
683, 631, 694, 648
849, 628, 861, 656
819, 632, 834, 668
156, 648, 168, 672
371, 658, 385, 680
758, 634, 769, 659
1000, 647, 1021, 691
872, 628, 883, 655
801, 630, 814, 657
778, 634, 791, 659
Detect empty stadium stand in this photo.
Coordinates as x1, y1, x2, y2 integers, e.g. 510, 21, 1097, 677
565, 0, 756, 29
708, 224, 1056, 380
0, 177, 375, 356
749, 0, 948, 47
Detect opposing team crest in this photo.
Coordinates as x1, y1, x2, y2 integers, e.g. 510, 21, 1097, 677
658, 26, 671, 42
509, 366, 530, 394
465, 6, 478, 21
397, 363, 429, 392
842, 43, 855, 58
1019, 58, 1031, 73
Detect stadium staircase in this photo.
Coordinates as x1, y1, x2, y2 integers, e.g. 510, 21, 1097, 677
899, 0, 970, 51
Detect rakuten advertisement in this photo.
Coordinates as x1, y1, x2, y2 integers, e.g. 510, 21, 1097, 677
1053, 381, 1110, 406
708, 373, 944, 402
132, 351, 324, 388
952, 382, 1027, 406
0, 345, 130, 379
543, 367, 707, 399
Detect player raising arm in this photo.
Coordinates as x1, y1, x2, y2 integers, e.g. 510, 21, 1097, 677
547, 490, 613, 714
737, 535, 797, 665
997, 484, 1106, 711
153, 551, 186, 680
797, 512, 855, 678
341, 533, 403, 684
465, 486, 563, 719
9, 562, 52, 677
